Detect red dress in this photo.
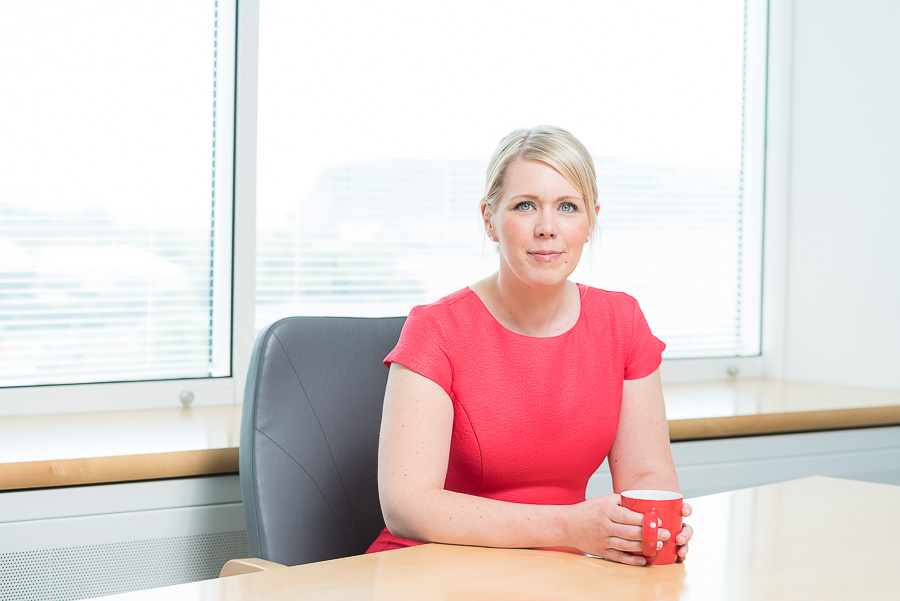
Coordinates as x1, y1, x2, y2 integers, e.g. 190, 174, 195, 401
366, 284, 665, 553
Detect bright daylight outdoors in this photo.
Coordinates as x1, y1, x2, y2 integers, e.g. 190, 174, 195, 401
0, 0, 234, 389
0, 0, 765, 398
256, 0, 765, 358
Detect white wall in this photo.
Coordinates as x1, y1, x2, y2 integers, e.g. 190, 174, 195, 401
778, 0, 900, 390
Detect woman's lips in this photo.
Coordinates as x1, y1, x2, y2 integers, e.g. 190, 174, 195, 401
528, 251, 563, 262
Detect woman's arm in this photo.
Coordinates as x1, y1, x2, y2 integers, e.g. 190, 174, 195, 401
607, 368, 693, 560
377, 363, 658, 564
607, 369, 678, 492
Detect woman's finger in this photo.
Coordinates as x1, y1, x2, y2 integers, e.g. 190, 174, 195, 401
604, 520, 646, 547
676, 522, 693, 545
677, 541, 690, 562
605, 536, 658, 555
612, 505, 645, 526
602, 548, 649, 567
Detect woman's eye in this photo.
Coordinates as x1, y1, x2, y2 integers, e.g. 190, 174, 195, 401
514, 201, 535, 211
560, 202, 579, 212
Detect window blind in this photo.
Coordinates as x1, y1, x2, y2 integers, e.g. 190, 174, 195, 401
0, 0, 234, 388
583, 159, 747, 357
255, 0, 764, 358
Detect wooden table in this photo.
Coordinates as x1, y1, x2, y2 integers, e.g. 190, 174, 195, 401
90, 476, 899, 600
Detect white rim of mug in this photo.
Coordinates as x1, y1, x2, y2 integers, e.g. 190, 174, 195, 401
621, 490, 683, 501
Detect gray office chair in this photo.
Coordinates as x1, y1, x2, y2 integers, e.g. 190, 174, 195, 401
236, 315, 405, 569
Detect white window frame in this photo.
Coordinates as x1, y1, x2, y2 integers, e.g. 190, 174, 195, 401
663, 0, 772, 383
0, 0, 247, 416
0, 0, 777, 416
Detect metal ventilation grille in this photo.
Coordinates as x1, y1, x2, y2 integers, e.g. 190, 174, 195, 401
0, 530, 247, 601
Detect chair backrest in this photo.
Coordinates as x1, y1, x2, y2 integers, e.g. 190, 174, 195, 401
239, 315, 405, 566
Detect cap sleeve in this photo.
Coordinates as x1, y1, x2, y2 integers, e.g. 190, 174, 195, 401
624, 297, 666, 380
384, 304, 453, 396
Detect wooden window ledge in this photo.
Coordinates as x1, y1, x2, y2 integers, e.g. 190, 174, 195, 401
1, 380, 898, 491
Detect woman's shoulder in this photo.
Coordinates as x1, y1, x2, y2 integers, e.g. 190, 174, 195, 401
577, 283, 638, 311
411, 287, 478, 315
576, 284, 660, 351
431, 287, 478, 308
406, 287, 481, 328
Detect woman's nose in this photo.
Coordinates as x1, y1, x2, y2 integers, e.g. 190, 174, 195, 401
535, 214, 558, 238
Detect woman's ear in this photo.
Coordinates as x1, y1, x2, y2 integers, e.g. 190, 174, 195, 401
480, 201, 496, 241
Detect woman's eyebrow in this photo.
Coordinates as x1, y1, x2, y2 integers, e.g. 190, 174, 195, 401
509, 194, 584, 202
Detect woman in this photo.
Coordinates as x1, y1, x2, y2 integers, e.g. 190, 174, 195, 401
367, 125, 692, 565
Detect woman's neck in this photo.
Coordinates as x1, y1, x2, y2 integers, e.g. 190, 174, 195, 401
473, 272, 579, 338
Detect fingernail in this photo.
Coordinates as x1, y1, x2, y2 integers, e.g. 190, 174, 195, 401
657, 541, 663, 550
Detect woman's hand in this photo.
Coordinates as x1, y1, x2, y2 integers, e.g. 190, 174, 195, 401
566, 494, 658, 565
569, 496, 693, 565
675, 502, 693, 562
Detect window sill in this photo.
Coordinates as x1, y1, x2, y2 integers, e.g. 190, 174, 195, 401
663, 379, 900, 440
1, 380, 898, 491
0, 404, 241, 491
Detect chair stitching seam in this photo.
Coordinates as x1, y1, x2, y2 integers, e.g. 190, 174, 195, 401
271, 331, 364, 550
253, 427, 355, 553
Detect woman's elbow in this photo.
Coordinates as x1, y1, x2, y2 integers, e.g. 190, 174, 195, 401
381, 511, 415, 542
378, 484, 433, 543
380, 503, 423, 542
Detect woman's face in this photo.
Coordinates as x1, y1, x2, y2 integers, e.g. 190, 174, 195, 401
484, 158, 595, 291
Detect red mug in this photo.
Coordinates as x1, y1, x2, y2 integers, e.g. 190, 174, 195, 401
620, 490, 683, 566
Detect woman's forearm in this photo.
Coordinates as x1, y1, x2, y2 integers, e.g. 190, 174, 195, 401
380, 482, 654, 562
381, 486, 576, 550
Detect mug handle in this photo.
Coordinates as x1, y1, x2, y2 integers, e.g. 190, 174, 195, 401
642, 508, 659, 558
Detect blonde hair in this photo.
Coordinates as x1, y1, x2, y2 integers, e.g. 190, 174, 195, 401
481, 125, 599, 235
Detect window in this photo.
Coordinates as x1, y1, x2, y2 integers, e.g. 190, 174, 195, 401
0, 0, 768, 414
0, 1, 235, 395
255, 0, 767, 361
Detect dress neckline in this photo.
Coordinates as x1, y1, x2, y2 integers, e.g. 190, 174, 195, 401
465, 283, 587, 340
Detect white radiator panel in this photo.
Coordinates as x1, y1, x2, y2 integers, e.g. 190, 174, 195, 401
0, 477, 246, 601
0, 476, 242, 524
0, 529, 246, 601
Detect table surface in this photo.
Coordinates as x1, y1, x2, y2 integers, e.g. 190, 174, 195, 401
90, 476, 900, 601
